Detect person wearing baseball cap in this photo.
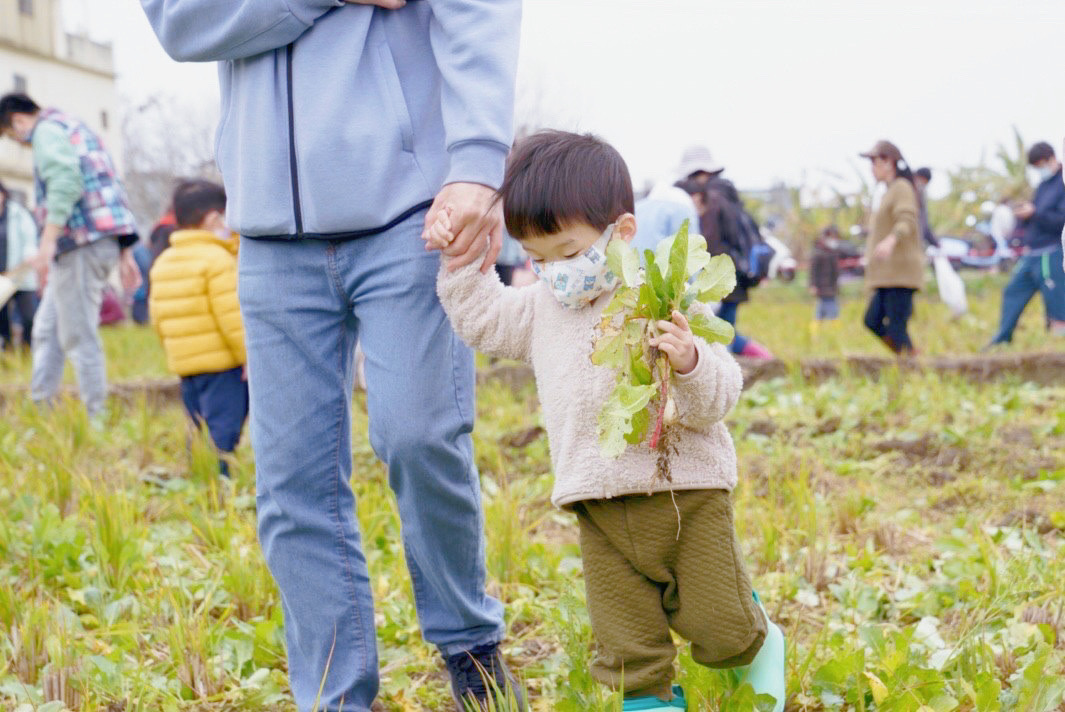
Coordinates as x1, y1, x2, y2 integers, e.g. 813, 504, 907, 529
860, 140, 923, 355
987, 141, 1065, 346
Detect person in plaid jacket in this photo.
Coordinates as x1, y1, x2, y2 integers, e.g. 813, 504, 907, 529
0, 92, 141, 418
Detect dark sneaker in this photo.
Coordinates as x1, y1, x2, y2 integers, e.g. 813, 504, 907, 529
444, 643, 526, 711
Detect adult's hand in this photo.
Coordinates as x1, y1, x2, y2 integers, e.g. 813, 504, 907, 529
344, 0, 406, 7
34, 224, 61, 291
118, 247, 142, 293
424, 182, 502, 273
1013, 202, 1035, 220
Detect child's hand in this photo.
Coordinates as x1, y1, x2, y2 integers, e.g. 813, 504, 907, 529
651, 310, 698, 375
424, 205, 455, 251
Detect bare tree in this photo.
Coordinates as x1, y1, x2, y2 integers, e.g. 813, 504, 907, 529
121, 94, 220, 233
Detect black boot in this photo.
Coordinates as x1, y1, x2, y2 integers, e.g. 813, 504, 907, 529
444, 643, 526, 711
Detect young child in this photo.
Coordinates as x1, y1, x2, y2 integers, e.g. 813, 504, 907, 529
809, 226, 841, 321
428, 131, 785, 711
149, 180, 247, 476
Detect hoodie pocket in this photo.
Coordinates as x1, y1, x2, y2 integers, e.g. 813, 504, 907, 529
374, 42, 414, 154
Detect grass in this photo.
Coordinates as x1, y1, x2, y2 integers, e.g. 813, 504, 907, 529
0, 272, 1063, 711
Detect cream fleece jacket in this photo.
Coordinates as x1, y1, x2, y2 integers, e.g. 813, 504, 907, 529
437, 259, 743, 508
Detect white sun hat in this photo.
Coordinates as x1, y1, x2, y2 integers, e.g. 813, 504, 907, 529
677, 145, 724, 179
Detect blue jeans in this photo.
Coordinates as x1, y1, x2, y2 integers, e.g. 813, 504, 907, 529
815, 297, 839, 321
180, 365, 248, 476
864, 287, 915, 352
715, 301, 749, 354
991, 248, 1065, 344
238, 212, 504, 712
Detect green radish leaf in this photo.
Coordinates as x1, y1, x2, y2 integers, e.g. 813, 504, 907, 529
684, 230, 712, 274
654, 221, 711, 277
630, 348, 653, 385
688, 311, 735, 345
668, 220, 689, 304
680, 286, 697, 311
602, 285, 638, 318
692, 253, 737, 302
625, 408, 651, 445
598, 382, 656, 458
638, 283, 660, 323
644, 254, 670, 319
606, 238, 641, 288
590, 325, 627, 369
592, 222, 736, 458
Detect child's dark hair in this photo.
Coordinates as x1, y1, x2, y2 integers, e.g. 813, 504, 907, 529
500, 130, 634, 238
0, 92, 41, 129
173, 179, 226, 229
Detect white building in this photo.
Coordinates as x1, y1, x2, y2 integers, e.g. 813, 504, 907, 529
0, 0, 120, 206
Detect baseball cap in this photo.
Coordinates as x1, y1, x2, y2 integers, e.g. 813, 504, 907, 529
859, 140, 903, 163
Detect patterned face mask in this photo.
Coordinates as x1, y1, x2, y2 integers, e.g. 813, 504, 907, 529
531, 225, 619, 309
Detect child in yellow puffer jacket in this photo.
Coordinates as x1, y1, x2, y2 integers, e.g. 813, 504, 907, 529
149, 180, 246, 476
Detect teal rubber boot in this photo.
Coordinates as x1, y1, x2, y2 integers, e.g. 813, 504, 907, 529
621, 685, 687, 711
733, 593, 786, 711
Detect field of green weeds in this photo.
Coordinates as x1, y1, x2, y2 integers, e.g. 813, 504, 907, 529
1, 275, 1063, 711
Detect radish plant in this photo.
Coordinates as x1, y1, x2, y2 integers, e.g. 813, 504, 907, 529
592, 221, 737, 467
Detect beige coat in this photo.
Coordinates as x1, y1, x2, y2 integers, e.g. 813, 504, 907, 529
865, 178, 925, 290
437, 260, 743, 508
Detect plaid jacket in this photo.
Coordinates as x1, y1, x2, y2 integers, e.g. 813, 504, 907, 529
33, 108, 137, 254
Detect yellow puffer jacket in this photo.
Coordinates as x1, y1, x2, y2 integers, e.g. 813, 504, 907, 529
149, 229, 245, 376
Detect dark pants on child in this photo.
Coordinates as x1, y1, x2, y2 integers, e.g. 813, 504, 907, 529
180, 365, 249, 476
990, 248, 1065, 344
0, 291, 39, 348
574, 490, 766, 695
715, 301, 750, 355
815, 296, 839, 321
864, 287, 915, 352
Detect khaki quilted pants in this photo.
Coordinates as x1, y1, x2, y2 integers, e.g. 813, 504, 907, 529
574, 489, 766, 693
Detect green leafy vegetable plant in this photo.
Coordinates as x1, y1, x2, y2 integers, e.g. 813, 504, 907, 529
591, 221, 737, 473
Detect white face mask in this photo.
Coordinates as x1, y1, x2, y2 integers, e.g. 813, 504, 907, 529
1030, 164, 1056, 187
531, 225, 619, 309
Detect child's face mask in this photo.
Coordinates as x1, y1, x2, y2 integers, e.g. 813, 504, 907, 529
531, 224, 619, 309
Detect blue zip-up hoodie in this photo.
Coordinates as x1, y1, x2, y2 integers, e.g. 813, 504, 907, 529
1024, 168, 1065, 252
140, 0, 520, 239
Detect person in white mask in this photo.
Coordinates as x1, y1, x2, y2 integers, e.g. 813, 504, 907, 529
428, 130, 787, 712
987, 141, 1065, 346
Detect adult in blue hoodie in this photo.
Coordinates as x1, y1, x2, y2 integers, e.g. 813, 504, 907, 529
139, 1, 522, 710
989, 141, 1065, 345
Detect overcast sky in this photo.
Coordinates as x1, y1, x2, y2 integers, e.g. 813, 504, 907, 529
62, 0, 1064, 196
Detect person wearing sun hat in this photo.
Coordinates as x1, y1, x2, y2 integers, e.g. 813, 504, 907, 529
677, 145, 725, 183
860, 139, 923, 355
675, 146, 775, 360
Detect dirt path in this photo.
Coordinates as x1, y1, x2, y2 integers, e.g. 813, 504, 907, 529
738, 351, 1065, 387
1, 352, 1062, 407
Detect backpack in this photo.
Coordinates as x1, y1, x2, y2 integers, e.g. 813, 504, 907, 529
707, 179, 775, 286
